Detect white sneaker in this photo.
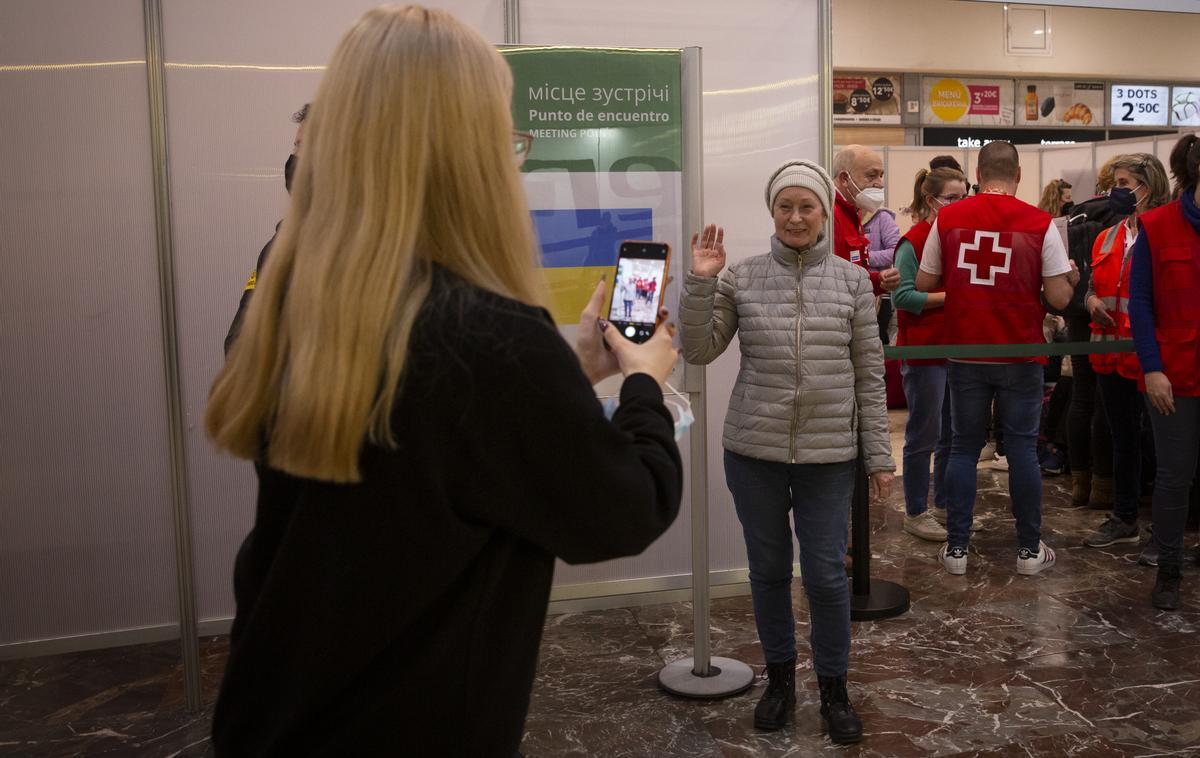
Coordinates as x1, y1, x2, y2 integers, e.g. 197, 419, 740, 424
1016, 541, 1056, 575
931, 507, 980, 532
939, 543, 968, 575
904, 511, 947, 542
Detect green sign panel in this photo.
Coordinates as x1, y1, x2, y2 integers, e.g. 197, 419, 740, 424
502, 47, 683, 173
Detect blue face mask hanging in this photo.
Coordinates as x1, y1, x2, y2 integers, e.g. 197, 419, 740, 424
602, 381, 694, 442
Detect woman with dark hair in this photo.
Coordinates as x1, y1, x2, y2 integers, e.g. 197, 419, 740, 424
1081, 153, 1171, 551
890, 166, 967, 542
1128, 134, 1200, 610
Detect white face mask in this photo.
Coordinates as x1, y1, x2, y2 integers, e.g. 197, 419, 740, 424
602, 381, 694, 442
848, 175, 885, 213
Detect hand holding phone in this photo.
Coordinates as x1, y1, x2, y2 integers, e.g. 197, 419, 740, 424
607, 240, 671, 344
600, 310, 678, 385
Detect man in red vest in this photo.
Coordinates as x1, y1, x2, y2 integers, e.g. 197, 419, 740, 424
916, 141, 1079, 577
832, 146, 899, 296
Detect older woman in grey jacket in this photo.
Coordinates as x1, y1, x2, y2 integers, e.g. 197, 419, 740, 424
681, 160, 894, 744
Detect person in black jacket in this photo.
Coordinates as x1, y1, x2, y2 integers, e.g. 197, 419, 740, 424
203, 7, 683, 756
222, 102, 308, 355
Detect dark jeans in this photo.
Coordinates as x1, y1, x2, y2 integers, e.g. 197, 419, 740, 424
1044, 376, 1071, 449
878, 296, 893, 345
1146, 396, 1200, 567
1096, 372, 1145, 523
946, 362, 1044, 551
724, 450, 854, 675
1066, 316, 1113, 476
900, 361, 951, 517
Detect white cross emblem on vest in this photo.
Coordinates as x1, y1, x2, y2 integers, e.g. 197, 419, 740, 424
957, 230, 1012, 286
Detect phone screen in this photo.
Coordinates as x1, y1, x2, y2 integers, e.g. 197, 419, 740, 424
608, 241, 671, 344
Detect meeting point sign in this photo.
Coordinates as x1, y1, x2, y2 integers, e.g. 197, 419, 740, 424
501, 47, 683, 173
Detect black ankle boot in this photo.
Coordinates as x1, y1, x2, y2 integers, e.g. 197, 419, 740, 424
818, 674, 863, 744
753, 659, 796, 730
1153, 563, 1182, 611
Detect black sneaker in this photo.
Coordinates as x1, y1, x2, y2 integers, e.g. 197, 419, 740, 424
1152, 564, 1182, 611
1082, 517, 1140, 548
1139, 538, 1160, 567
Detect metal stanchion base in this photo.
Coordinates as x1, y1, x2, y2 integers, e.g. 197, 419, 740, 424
850, 578, 910, 621
658, 657, 755, 699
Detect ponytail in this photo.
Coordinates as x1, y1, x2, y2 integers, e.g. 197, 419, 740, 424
1169, 134, 1200, 197
904, 166, 966, 221
905, 168, 932, 220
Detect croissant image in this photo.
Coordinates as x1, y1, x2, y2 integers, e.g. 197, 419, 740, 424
1063, 102, 1094, 125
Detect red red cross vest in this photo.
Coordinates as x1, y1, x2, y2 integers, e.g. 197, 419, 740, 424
1139, 199, 1200, 396
1088, 222, 1142, 381
895, 219, 945, 366
834, 191, 883, 294
938, 193, 1049, 364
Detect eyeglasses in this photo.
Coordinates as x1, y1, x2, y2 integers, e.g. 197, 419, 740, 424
513, 131, 533, 166
936, 194, 966, 204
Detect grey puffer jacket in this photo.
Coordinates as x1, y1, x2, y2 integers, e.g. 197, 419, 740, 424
681, 235, 894, 473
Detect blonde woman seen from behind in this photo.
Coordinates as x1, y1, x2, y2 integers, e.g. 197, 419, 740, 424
205, 7, 683, 756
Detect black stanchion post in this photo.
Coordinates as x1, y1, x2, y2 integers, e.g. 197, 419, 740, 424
849, 440, 910, 621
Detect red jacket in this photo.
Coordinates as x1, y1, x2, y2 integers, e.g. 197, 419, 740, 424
1088, 222, 1142, 380
895, 220, 944, 365
939, 194, 1049, 364
1140, 200, 1200, 396
834, 191, 883, 295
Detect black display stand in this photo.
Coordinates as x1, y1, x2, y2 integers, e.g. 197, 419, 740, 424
849, 451, 910, 621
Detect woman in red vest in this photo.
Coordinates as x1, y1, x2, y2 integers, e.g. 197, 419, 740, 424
891, 166, 967, 543
1081, 154, 1171, 552
1129, 135, 1200, 610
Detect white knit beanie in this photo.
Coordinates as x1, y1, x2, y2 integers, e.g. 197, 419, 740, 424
764, 159, 834, 217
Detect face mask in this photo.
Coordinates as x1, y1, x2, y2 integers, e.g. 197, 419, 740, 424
1108, 184, 1141, 216
1061, 201, 1074, 216
284, 153, 298, 194
847, 175, 885, 213
603, 381, 694, 442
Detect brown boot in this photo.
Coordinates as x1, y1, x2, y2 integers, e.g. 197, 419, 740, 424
1071, 471, 1092, 508
1089, 475, 1114, 510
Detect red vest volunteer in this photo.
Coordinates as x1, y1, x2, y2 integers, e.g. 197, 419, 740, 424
834, 190, 884, 295
1138, 200, 1200, 395
895, 219, 943, 365
1089, 221, 1142, 381
918, 192, 1072, 362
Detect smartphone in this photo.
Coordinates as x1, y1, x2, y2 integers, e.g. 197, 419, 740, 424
608, 240, 671, 344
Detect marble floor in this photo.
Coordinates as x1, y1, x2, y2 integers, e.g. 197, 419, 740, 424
3, 441, 1199, 756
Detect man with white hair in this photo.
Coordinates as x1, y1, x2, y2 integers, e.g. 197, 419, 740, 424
832, 145, 897, 295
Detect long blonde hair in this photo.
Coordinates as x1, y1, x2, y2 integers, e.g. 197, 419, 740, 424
205, 5, 543, 483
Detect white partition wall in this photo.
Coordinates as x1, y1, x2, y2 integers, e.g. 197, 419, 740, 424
158, 0, 506, 626
0, 0, 180, 651
520, 0, 823, 588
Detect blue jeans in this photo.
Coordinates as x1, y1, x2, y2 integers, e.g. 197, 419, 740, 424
723, 450, 853, 675
1146, 396, 1200, 568
901, 361, 951, 517
945, 361, 1044, 552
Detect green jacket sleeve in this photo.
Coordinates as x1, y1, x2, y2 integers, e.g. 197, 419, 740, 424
890, 240, 929, 315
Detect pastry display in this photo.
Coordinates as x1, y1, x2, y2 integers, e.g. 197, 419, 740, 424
1063, 102, 1094, 124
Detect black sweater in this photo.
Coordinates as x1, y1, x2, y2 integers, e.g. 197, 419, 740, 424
210, 268, 683, 757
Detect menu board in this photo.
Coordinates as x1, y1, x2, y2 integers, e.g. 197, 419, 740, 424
1171, 86, 1200, 127
833, 73, 902, 124
922, 77, 1014, 126
1015, 80, 1105, 127
1110, 84, 1170, 127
